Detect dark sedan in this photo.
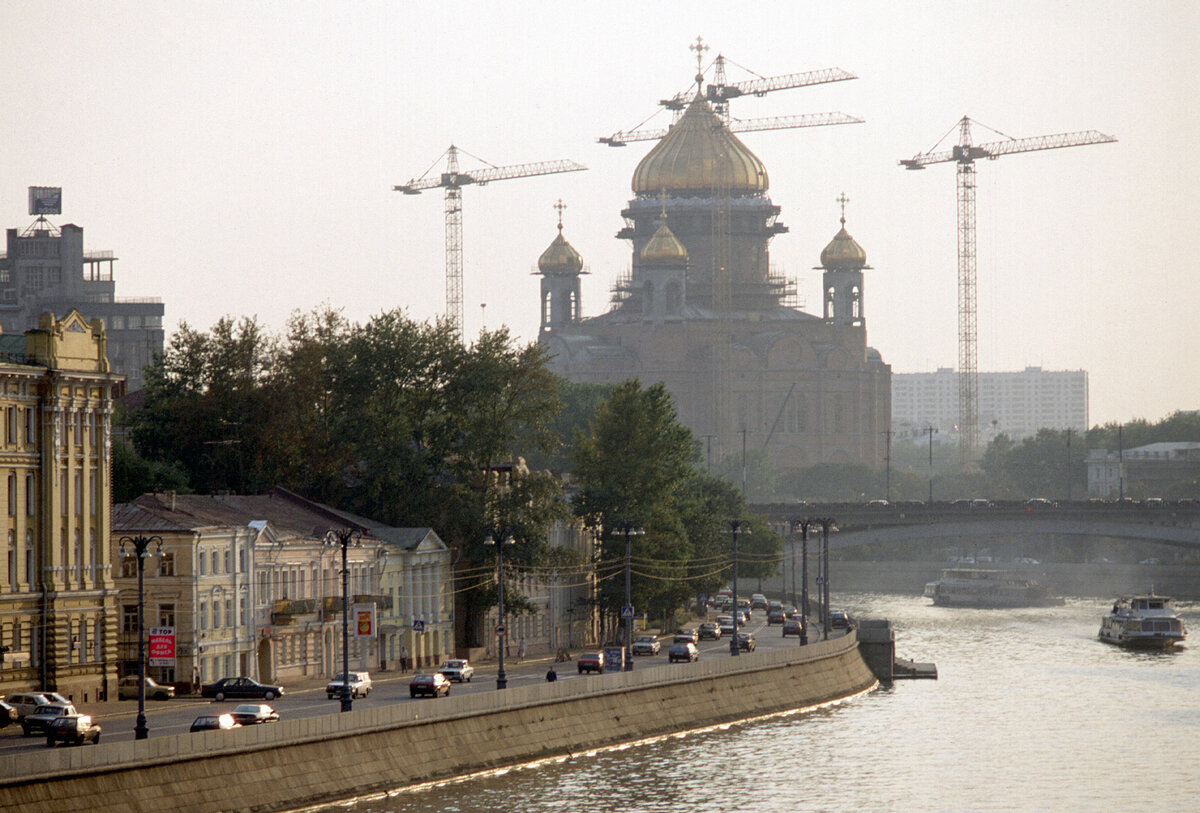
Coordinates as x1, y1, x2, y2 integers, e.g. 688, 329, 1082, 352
230, 703, 279, 725
45, 714, 101, 746
201, 676, 284, 701
21, 704, 77, 736
409, 672, 451, 698
735, 632, 757, 652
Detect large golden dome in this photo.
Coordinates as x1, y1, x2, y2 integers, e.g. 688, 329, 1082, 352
632, 95, 768, 196
538, 225, 583, 275
640, 220, 688, 264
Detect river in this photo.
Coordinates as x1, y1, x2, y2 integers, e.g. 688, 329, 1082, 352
326, 592, 1199, 812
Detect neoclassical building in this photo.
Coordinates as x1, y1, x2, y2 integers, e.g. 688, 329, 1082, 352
538, 93, 890, 471
0, 310, 120, 703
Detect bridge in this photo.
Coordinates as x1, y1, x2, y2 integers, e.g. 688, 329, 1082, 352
750, 501, 1200, 554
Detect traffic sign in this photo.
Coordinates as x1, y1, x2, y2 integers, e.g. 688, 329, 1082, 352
412, 619, 425, 633
494, 623, 506, 636
620, 605, 634, 620
816, 577, 825, 585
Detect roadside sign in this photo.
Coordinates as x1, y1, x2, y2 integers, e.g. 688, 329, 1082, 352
816, 577, 824, 585
148, 626, 175, 667
494, 623, 506, 636
620, 605, 634, 620
412, 619, 425, 633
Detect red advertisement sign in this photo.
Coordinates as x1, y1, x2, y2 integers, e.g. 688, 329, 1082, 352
148, 626, 176, 666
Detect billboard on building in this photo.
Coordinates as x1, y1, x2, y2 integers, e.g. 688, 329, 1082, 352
353, 603, 377, 638
28, 186, 62, 215
148, 626, 176, 667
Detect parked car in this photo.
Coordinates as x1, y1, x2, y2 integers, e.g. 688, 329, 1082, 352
631, 635, 661, 655
829, 610, 851, 630
409, 672, 451, 698
45, 714, 101, 746
577, 652, 605, 674
326, 671, 373, 699
118, 675, 176, 701
21, 704, 77, 737
698, 622, 722, 640
190, 713, 240, 732
734, 632, 756, 652
6, 692, 71, 719
767, 609, 786, 625
782, 619, 803, 637
0, 699, 17, 729
201, 677, 284, 701
673, 628, 698, 645
230, 703, 279, 725
437, 660, 474, 683
751, 593, 768, 610
668, 642, 699, 663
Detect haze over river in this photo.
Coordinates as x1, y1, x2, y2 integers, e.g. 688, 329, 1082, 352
325, 591, 1199, 813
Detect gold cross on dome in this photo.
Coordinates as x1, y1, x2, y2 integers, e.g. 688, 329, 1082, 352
691, 36, 709, 86
837, 192, 850, 224
554, 199, 566, 231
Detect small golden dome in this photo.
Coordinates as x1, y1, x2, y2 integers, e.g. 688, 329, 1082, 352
640, 221, 688, 264
820, 219, 867, 270
632, 95, 768, 196
538, 226, 583, 275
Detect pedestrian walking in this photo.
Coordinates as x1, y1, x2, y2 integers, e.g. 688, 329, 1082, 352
518, 638, 527, 662
400, 645, 409, 672
545, 665, 557, 682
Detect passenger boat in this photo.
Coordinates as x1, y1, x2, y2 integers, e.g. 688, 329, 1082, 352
924, 568, 1064, 608
1099, 594, 1188, 649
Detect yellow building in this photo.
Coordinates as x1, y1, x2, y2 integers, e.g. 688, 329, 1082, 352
0, 310, 120, 703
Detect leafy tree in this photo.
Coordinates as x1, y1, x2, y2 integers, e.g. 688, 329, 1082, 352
111, 438, 190, 504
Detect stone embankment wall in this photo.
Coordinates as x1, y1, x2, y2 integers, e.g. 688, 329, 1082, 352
0, 634, 874, 813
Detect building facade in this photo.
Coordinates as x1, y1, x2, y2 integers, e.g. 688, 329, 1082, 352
892, 366, 1089, 445
1, 211, 164, 393
0, 310, 120, 704
537, 94, 890, 471
1086, 442, 1200, 499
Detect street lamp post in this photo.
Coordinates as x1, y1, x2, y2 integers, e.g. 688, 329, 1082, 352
615, 522, 644, 672
728, 520, 749, 657
119, 534, 163, 740
927, 425, 938, 503
816, 518, 836, 640
792, 519, 813, 645
324, 527, 362, 712
485, 533, 515, 689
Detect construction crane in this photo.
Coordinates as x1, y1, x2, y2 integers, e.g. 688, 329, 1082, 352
393, 145, 586, 336
598, 112, 863, 147
659, 65, 857, 114
900, 116, 1116, 464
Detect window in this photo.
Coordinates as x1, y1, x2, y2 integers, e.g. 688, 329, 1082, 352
122, 604, 139, 633
6, 474, 13, 517
26, 408, 35, 445
158, 551, 175, 577
225, 598, 233, 628
25, 474, 33, 516
199, 551, 207, 576
224, 549, 231, 574
211, 550, 219, 574
121, 556, 138, 578
6, 407, 14, 444
7, 531, 15, 591
199, 600, 208, 630
158, 604, 175, 627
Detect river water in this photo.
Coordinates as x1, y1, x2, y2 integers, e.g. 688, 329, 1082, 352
330, 593, 1199, 812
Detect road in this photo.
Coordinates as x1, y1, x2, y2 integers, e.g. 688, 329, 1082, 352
0, 607, 839, 755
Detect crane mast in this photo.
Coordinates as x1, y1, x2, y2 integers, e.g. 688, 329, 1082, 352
901, 116, 1116, 464
394, 145, 586, 336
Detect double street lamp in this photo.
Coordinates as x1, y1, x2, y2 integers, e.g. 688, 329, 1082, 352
324, 527, 362, 712
791, 519, 813, 645
613, 522, 643, 672
727, 520, 750, 657
485, 532, 515, 689
118, 534, 163, 740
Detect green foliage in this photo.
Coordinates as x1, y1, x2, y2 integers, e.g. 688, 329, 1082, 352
111, 438, 190, 504
519, 380, 613, 471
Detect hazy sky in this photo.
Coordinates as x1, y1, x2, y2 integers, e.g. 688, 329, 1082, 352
2, 2, 1196, 427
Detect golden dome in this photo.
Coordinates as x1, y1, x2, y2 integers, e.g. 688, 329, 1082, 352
537, 226, 583, 275
640, 221, 688, 264
820, 220, 867, 270
632, 95, 768, 196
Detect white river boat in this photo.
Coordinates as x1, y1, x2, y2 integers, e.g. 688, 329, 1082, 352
1099, 594, 1187, 649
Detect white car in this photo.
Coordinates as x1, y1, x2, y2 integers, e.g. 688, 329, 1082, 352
631, 635, 661, 655
437, 659, 474, 683
326, 671, 372, 699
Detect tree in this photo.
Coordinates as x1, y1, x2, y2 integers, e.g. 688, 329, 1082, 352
111, 438, 190, 504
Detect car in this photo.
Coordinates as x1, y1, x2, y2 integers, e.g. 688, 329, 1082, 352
631, 635, 661, 655
201, 676, 284, 701
829, 610, 851, 630
673, 628, 698, 644
736, 599, 751, 618
45, 714, 101, 746
734, 632, 756, 652
409, 672, 451, 698
437, 660, 474, 683
6, 692, 71, 719
326, 671, 373, 698
577, 652, 605, 674
1024, 497, 1058, 509
767, 600, 783, 612
668, 642, 699, 663
751, 593, 768, 610
767, 609, 786, 625
190, 713, 241, 732
865, 499, 890, 508
230, 703, 279, 725
21, 703, 77, 737
698, 622, 722, 640
0, 699, 17, 729
783, 605, 798, 618
118, 675, 176, 701
782, 619, 803, 637
736, 610, 748, 627
1140, 557, 1162, 565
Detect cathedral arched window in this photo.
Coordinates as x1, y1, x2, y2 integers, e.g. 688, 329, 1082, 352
825, 287, 836, 319
569, 290, 578, 322
851, 285, 861, 319
541, 290, 552, 326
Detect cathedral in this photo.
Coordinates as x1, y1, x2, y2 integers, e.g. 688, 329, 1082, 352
537, 92, 890, 472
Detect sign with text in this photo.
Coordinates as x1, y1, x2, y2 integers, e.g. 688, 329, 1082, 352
28, 186, 62, 215
148, 626, 175, 667
353, 603, 377, 638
